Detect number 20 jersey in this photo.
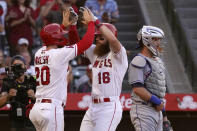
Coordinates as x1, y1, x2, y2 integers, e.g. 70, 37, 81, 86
34, 45, 77, 102
85, 45, 128, 98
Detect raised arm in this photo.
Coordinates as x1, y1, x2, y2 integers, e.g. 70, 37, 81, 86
61, 8, 94, 54
98, 24, 121, 53
68, 25, 80, 45
61, 7, 80, 45
83, 7, 121, 53
40, 0, 56, 17
76, 8, 95, 55
76, 22, 94, 55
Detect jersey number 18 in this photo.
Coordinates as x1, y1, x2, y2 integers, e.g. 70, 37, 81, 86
98, 72, 110, 84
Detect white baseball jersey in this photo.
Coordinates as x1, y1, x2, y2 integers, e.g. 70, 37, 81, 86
85, 45, 128, 97
34, 45, 77, 103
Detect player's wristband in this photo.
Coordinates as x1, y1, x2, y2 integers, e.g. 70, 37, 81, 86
94, 19, 102, 29
149, 95, 162, 105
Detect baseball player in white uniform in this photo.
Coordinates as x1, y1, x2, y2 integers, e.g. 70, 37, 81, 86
80, 21, 128, 131
128, 25, 166, 131
29, 8, 95, 131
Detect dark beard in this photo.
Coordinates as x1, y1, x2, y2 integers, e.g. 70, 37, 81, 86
94, 42, 110, 57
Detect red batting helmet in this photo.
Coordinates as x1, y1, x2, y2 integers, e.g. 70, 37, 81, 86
40, 23, 68, 46
95, 23, 118, 37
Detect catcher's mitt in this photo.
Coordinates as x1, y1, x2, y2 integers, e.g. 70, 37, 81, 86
163, 120, 173, 131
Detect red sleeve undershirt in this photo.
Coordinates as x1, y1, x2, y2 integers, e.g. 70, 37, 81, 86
76, 21, 95, 55
68, 25, 80, 45
60, 24, 80, 45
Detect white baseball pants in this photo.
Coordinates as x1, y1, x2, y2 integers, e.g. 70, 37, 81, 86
29, 98, 64, 131
80, 97, 122, 131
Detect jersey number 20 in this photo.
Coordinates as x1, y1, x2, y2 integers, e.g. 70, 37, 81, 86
35, 66, 50, 86
98, 72, 110, 84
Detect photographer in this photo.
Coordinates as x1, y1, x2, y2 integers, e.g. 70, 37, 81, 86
0, 55, 36, 131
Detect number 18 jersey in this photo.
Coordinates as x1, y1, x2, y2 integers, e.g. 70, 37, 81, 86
85, 45, 128, 98
34, 45, 77, 102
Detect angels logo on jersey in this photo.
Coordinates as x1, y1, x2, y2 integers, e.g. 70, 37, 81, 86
93, 58, 112, 68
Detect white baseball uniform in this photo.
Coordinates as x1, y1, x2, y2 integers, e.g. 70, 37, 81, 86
29, 45, 77, 131
80, 45, 128, 131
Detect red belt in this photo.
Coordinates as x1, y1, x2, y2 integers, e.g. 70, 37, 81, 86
40, 99, 64, 107
41, 99, 52, 103
93, 98, 110, 103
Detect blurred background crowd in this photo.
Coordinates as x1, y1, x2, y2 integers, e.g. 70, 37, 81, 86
0, 0, 197, 130
0, 0, 120, 93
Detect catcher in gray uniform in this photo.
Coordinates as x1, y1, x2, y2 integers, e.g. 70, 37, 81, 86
128, 25, 166, 131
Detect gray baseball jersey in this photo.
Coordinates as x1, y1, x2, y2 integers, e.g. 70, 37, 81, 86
128, 53, 165, 131
128, 53, 166, 103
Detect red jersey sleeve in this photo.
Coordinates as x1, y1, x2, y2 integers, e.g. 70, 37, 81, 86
68, 25, 80, 45
76, 21, 95, 55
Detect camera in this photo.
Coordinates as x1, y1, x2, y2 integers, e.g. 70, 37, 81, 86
5, 64, 26, 80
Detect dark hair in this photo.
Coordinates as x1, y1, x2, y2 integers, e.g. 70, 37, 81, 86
11, 55, 26, 65
12, 0, 30, 7
136, 39, 144, 49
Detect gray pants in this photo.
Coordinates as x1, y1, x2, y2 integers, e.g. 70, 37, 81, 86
130, 104, 163, 131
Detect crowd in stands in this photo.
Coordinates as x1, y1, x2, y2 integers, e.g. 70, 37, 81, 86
0, 0, 119, 93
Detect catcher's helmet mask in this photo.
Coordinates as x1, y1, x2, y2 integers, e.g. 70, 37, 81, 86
137, 25, 165, 56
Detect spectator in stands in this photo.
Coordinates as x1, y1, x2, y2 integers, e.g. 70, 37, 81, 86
85, 0, 119, 23
76, 0, 86, 9
37, 0, 78, 26
70, 0, 78, 13
5, 0, 13, 8
0, 1, 7, 52
0, 49, 5, 92
17, 37, 29, 53
0, 49, 4, 68
0, 70, 6, 93
35, 0, 69, 36
5, 0, 36, 56
43, 0, 72, 24
34, 0, 59, 19
19, 51, 35, 76
77, 64, 92, 92
30, 0, 37, 10
0, 49, 7, 100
